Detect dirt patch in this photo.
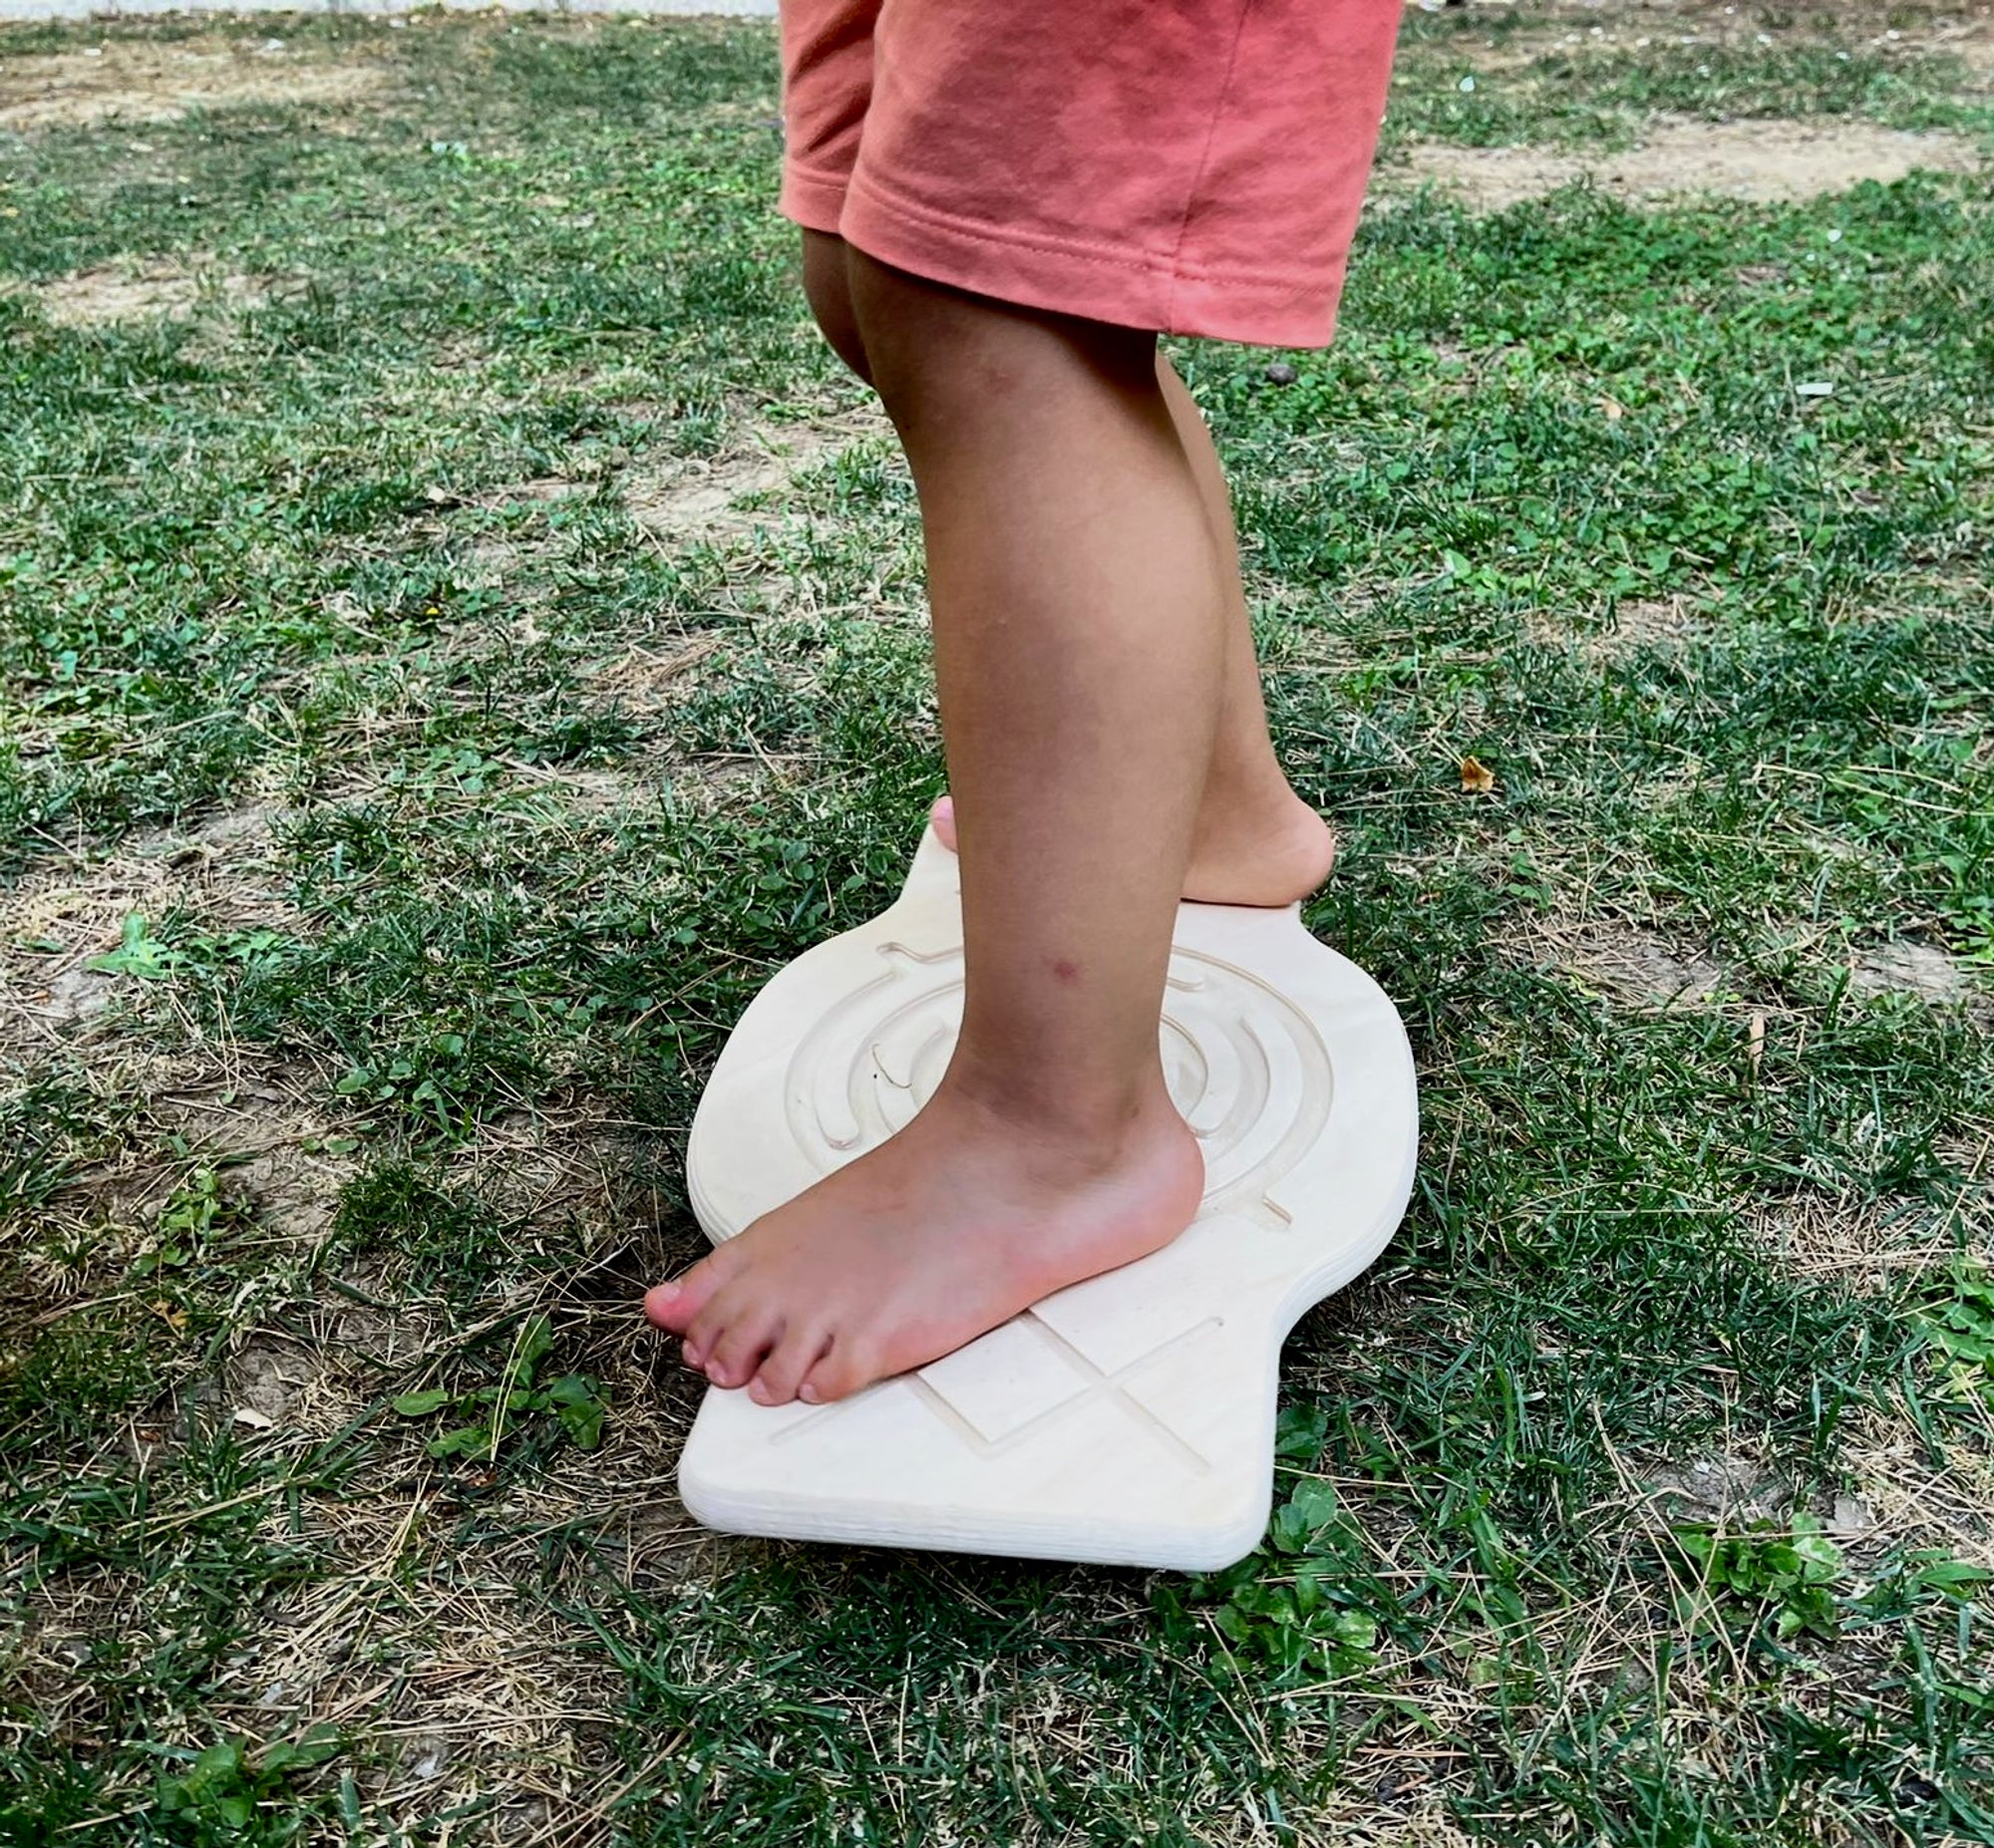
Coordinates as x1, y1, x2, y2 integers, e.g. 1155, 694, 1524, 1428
0, 35, 390, 133
1527, 916, 1984, 1018
39, 259, 196, 326
1846, 939, 1983, 1007
624, 409, 889, 544
1621, 1440, 1904, 1594
1537, 917, 1736, 1007
248, 1134, 363, 1258
223, 1334, 322, 1431
1598, 596, 1706, 655
1432, 0, 1994, 78
17, 1040, 358, 1252
187, 1266, 446, 1457
1530, 595, 1709, 659
1396, 118, 1983, 210
1645, 1449, 1790, 1525
0, 801, 298, 1059
17, 255, 297, 331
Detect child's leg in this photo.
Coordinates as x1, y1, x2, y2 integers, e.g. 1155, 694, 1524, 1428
930, 357, 1336, 904
850, 305, 1336, 902
1156, 363, 1340, 907
645, 248, 1226, 1405
809, 227, 1330, 907
802, 228, 872, 384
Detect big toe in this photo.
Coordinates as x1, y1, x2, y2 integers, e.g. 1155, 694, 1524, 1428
643, 1248, 736, 1335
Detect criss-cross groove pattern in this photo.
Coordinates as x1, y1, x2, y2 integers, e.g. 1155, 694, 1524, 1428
771, 1311, 1224, 1475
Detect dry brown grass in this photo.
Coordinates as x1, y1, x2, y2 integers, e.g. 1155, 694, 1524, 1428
1841, 1406, 1994, 1568
1444, 0, 1994, 76
1395, 118, 1983, 211
25, 256, 290, 329
1752, 1188, 1965, 1287
1524, 595, 1711, 661
0, 32, 391, 133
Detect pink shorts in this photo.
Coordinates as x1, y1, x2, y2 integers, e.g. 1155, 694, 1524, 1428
778, 0, 1404, 350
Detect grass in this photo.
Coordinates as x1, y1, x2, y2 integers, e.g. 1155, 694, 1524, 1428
2, 1, 1992, 1842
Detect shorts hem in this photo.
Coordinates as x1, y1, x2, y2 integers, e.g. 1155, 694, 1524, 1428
779, 160, 848, 236
789, 160, 1343, 349
842, 166, 1343, 348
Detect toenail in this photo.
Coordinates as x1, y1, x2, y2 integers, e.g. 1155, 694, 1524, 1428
749, 1381, 773, 1404
799, 1385, 821, 1403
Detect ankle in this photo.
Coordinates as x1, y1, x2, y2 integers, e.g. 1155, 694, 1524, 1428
930, 1061, 1179, 1163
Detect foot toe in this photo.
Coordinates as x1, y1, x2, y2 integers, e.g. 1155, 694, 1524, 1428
643, 1243, 741, 1336
798, 1334, 882, 1405
704, 1303, 783, 1391
682, 1287, 741, 1375
749, 1324, 832, 1406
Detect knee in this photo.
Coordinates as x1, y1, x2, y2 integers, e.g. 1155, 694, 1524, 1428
845, 248, 1156, 437
802, 230, 872, 384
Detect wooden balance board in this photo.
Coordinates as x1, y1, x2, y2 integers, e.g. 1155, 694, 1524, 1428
678, 828, 1419, 1571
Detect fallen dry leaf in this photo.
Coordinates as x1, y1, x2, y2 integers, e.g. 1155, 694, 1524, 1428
1460, 756, 1496, 794
1597, 395, 1627, 422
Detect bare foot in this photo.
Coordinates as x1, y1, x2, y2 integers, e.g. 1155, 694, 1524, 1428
927, 793, 1335, 907
646, 1080, 1202, 1405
